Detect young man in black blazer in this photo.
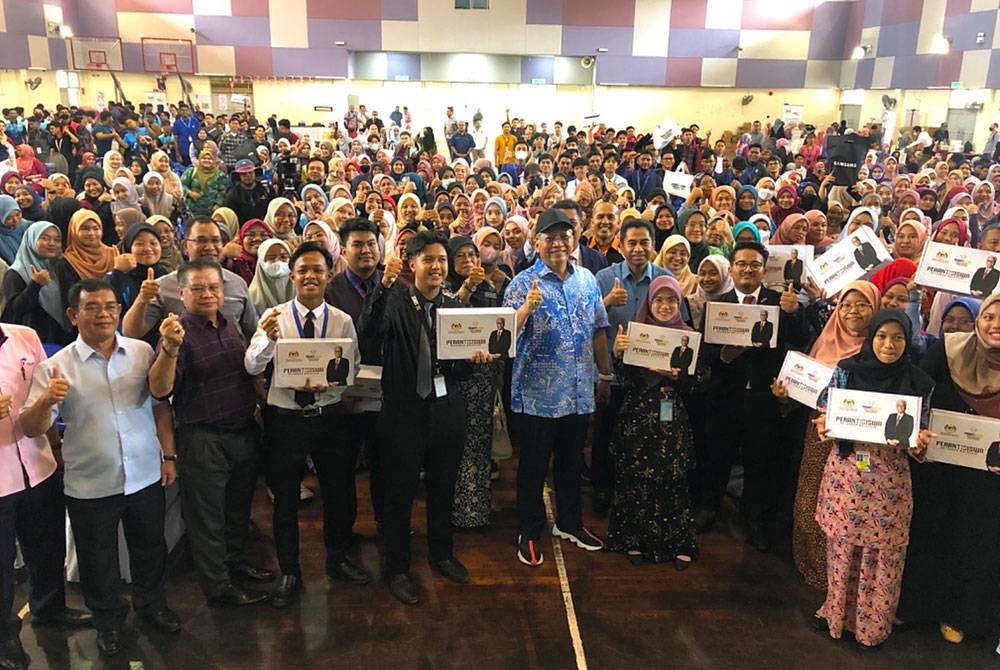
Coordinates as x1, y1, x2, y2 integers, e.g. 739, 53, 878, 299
694, 241, 812, 552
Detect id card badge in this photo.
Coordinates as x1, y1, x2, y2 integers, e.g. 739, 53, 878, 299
855, 450, 872, 474
433, 375, 447, 398
659, 398, 674, 423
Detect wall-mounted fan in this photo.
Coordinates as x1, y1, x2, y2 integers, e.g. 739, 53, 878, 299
580, 56, 595, 69
882, 95, 897, 110
741, 94, 754, 106
24, 77, 42, 90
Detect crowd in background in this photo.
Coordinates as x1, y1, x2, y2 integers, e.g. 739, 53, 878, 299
0, 96, 999, 665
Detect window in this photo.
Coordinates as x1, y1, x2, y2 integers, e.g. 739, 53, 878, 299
455, 0, 489, 8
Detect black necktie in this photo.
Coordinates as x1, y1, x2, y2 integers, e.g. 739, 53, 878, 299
416, 302, 434, 399
294, 311, 316, 407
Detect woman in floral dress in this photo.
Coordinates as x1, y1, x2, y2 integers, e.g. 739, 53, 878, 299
814, 309, 935, 649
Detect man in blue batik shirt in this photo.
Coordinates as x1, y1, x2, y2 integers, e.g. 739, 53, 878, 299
503, 208, 612, 568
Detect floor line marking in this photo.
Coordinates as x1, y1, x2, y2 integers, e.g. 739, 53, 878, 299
543, 487, 588, 670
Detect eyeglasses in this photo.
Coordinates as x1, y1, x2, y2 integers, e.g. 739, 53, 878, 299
79, 302, 121, 316
839, 301, 873, 313
733, 260, 764, 271
183, 284, 222, 294
243, 232, 271, 241
190, 236, 223, 247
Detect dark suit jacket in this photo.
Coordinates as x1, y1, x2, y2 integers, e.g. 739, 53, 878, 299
970, 267, 999, 296
884, 412, 914, 448
488, 329, 512, 357
783, 259, 804, 288
670, 345, 694, 373
750, 321, 774, 346
987, 441, 1000, 468
326, 357, 350, 385
853, 242, 880, 270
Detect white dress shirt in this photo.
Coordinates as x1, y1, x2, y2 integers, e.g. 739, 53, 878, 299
26, 334, 162, 500
244, 299, 360, 410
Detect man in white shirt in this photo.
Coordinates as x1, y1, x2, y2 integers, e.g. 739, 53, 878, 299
470, 118, 488, 162
244, 242, 367, 608
905, 125, 933, 151
21, 279, 181, 657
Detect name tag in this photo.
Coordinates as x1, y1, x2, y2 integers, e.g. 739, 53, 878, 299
855, 450, 872, 474
659, 398, 674, 423
433, 375, 447, 399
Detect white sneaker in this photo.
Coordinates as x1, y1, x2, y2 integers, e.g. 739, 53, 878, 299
299, 483, 314, 501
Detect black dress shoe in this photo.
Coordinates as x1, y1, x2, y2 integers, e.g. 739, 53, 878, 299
328, 559, 371, 585
0, 638, 29, 670
209, 585, 270, 607
431, 558, 470, 584
592, 490, 611, 515
270, 574, 300, 608
32, 606, 94, 629
229, 561, 275, 583
693, 509, 717, 534
388, 573, 419, 605
140, 608, 182, 634
96, 629, 124, 656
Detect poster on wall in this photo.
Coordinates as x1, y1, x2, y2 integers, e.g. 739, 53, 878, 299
782, 104, 804, 123
193, 94, 212, 113
144, 91, 167, 108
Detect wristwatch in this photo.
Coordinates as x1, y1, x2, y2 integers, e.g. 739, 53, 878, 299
162, 454, 178, 462
597, 373, 615, 382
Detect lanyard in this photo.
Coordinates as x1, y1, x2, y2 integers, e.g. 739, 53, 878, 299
291, 304, 329, 338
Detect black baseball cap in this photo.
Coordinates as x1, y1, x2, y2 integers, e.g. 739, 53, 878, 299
535, 208, 573, 236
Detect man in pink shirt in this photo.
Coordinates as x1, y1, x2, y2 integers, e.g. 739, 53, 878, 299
0, 324, 92, 670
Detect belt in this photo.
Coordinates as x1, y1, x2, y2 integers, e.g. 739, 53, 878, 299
268, 404, 343, 419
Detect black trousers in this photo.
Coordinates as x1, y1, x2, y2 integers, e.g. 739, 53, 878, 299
263, 407, 354, 577
516, 413, 587, 540
348, 411, 382, 525
591, 385, 626, 496
65, 482, 167, 633
178, 424, 259, 598
0, 472, 66, 641
377, 395, 465, 575
700, 389, 783, 523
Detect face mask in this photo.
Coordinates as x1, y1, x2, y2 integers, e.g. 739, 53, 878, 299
261, 261, 290, 279
758, 188, 774, 201
758, 229, 771, 244
360, 164, 371, 174
479, 248, 499, 266
515, 150, 528, 161
369, 143, 380, 151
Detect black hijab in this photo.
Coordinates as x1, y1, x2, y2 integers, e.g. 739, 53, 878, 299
838, 308, 935, 396
653, 202, 678, 250
16, 187, 46, 222
47, 197, 83, 249
446, 235, 476, 290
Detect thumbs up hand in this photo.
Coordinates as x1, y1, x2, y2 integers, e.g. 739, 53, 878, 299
382, 247, 404, 288
605, 277, 628, 307
780, 280, 799, 314
138, 268, 159, 305
45, 366, 70, 405
613, 324, 630, 357
0, 394, 12, 420
115, 252, 137, 273
525, 277, 543, 313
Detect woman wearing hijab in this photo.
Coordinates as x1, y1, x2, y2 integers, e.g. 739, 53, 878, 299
181, 149, 228, 214
607, 276, 698, 569
107, 224, 167, 345
774, 281, 881, 590
804, 210, 835, 254
731, 221, 763, 246
211, 206, 240, 242
898, 294, 1000, 644
14, 184, 46, 224
223, 219, 273, 285
813, 309, 935, 650
15, 145, 45, 183
770, 185, 805, 226
248, 238, 294, 316
734, 185, 760, 222
102, 150, 124, 187
52, 209, 118, 313
652, 203, 678, 250
147, 214, 184, 273
931, 216, 970, 247
140, 171, 179, 221
772, 212, 809, 246
676, 209, 710, 272
300, 219, 348, 276
472, 226, 510, 298
654, 235, 698, 295
1, 220, 73, 344
0, 194, 29, 264
687, 254, 733, 331
264, 197, 301, 250
112, 207, 145, 249
46, 196, 82, 249
109, 176, 141, 216
299, 183, 329, 230
444, 235, 503, 528
148, 150, 183, 200
936, 296, 980, 337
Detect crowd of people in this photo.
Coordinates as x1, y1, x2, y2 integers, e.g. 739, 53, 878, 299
0, 97, 999, 666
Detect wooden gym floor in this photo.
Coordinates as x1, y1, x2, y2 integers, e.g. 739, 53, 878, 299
14, 458, 1000, 670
